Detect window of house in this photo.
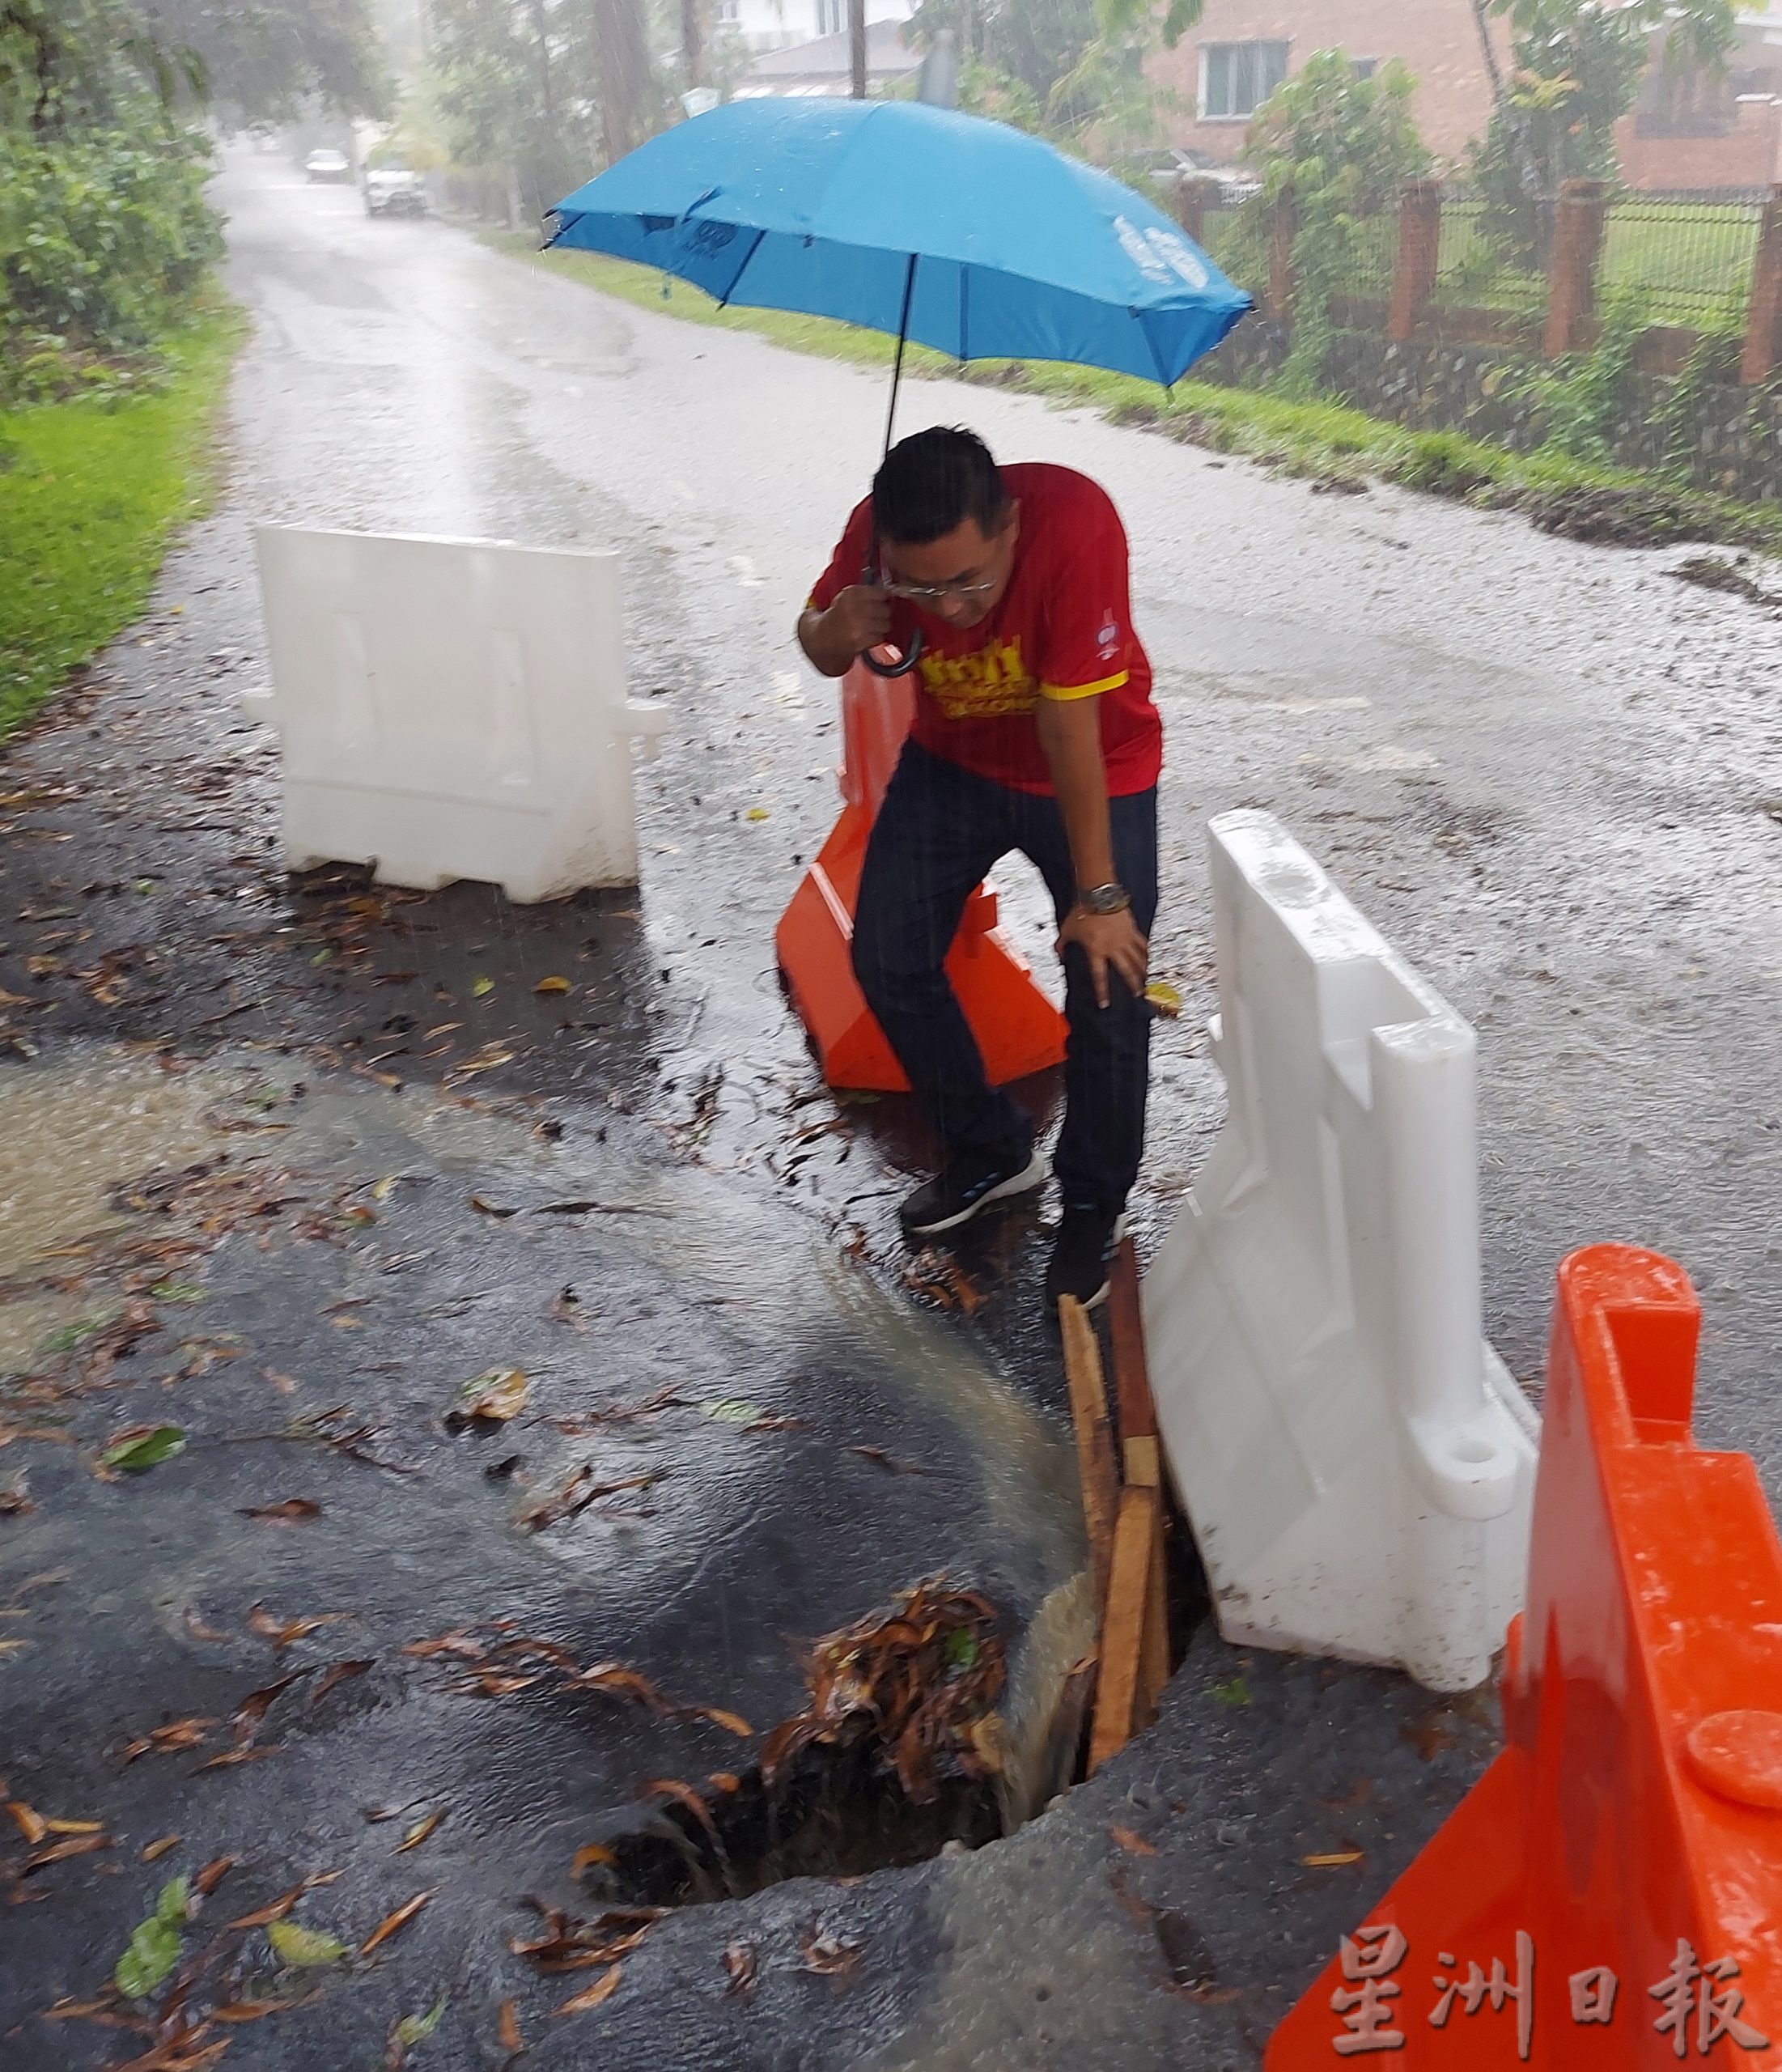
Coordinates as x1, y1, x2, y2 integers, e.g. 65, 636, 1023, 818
817, 0, 845, 36
1351, 57, 1378, 82
715, 0, 739, 22
1200, 40, 1289, 121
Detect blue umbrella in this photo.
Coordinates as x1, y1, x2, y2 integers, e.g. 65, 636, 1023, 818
548, 98, 1251, 449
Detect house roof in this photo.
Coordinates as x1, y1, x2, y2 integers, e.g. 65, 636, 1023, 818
743, 19, 921, 83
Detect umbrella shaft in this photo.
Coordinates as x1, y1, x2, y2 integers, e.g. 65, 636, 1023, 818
884, 253, 918, 461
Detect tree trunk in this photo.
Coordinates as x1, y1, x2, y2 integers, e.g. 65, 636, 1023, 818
681, 0, 705, 87
596, 0, 652, 162
848, 0, 867, 99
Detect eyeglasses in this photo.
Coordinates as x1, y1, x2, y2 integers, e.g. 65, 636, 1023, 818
878, 573, 1001, 605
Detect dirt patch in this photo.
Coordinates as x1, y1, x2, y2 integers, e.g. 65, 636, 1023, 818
1667, 554, 1782, 612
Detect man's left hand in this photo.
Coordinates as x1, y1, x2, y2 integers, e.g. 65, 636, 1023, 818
1057, 906, 1148, 1010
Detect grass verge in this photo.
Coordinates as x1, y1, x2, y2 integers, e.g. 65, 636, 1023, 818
0, 295, 246, 745
486, 230, 1782, 558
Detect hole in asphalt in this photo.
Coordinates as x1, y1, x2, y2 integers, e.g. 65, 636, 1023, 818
601, 1735, 1006, 1909
590, 1577, 1046, 1913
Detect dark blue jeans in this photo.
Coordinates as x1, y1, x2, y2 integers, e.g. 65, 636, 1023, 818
852, 741, 1160, 1215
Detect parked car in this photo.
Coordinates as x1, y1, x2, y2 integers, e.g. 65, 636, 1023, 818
304, 148, 352, 184
364, 166, 427, 219
1130, 147, 1261, 207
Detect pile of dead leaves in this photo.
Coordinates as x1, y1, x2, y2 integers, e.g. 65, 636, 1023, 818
761, 1580, 1005, 1807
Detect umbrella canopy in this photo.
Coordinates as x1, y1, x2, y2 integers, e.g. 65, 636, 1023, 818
548, 98, 1251, 389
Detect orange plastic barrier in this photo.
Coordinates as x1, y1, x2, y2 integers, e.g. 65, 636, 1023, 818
774, 663, 1067, 1093
1266, 1243, 1782, 2068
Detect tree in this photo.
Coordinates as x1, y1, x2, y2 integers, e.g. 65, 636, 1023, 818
130, 0, 392, 122
1, 0, 222, 390
1468, 0, 1736, 248
1231, 49, 1431, 397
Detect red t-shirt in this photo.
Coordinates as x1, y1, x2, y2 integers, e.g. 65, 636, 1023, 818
808, 463, 1162, 797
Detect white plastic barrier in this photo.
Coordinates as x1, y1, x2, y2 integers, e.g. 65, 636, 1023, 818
1143, 809, 1538, 1693
246, 526, 668, 902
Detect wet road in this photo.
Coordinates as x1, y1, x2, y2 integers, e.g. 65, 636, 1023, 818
1, 147, 1778, 2068
228, 151, 1780, 1435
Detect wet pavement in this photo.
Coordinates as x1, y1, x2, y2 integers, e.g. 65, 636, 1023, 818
1, 148, 1779, 2067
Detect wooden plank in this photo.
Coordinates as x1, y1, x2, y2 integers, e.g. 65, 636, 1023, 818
1088, 1484, 1160, 1773
1106, 1237, 1158, 1444
1059, 1294, 1118, 1616
1140, 1509, 1170, 1728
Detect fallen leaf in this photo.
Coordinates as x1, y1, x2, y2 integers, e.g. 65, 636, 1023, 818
1300, 1850, 1364, 1868
226, 1872, 339, 1929
194, 1747, 280, 1772
390, 1995, 448, 2058
496, 1998, 524, 2055
0, 1480, 33, 1516
555, 1963, 622, 2016
5, 1799, 46, 1845
141, 1835, 181, 1863
723, 1941, 758, 1996
680, 1705, 753, 1739
236, 1499, 321, 1523
444, 1369, 528, 1428
148, 1281, 207, 1304
40, 1996, 118, 2020
396, 1811, 446, 1854
636, 1777, 721, 1848
120, 1718, 214, 1764
114, 1879, 189, 1999
23, 1832, 111, 1870
210, 1998, 313, 2023
231, 1671, 304, 1744
266, 1919, 348, 1966
1207, 1675, 1251, 1709
707, 1772, 741, 1794
193, 1857, 235, 1896
571, 1843, 614, 1875
312, 1658, 373, 1705
799, 1925, 861, 1976
360, 1888, 433, 1956
100, 1424, 186, 1472
44, 1817, 104, 1835
845, 1445, 924, 1474
1110, 1826, 1158, 1858
745, 807, 770, 822
184, 1607, 232, 1644
533, 976, 572, 995
472, 976, 494, 998
1143, 980, 1183, 1019
469, 1195, 518, 1218
247, 1603, 346, 1652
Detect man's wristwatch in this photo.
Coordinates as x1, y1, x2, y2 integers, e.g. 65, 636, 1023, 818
1078, 882, 1131, 915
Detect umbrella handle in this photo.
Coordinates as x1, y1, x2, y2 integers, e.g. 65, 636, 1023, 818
859, 631, 924, 679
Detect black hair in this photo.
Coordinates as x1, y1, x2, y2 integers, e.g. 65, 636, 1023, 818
872, 427, 1007, 546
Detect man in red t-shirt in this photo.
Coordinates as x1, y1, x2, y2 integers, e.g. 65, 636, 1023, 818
799, 426, 1161, 1310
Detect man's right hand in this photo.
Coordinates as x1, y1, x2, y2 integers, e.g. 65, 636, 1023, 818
799, 585, 893, 676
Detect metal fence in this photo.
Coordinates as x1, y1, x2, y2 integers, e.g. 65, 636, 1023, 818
1599, 189, 1768, 334
1431, 193, 1545, 318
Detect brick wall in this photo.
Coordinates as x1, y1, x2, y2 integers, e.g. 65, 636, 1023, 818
1152, 0, 1507, 165
1618, 100, 1782, 192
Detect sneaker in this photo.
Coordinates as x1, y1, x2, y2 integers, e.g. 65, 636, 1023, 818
900, 1146, 1049, 1238
1045, 1204, 1129, 1312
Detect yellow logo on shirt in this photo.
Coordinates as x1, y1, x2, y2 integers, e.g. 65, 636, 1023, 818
917, 637, 1037, 720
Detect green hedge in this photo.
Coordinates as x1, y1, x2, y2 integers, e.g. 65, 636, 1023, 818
0, 121, 222, 401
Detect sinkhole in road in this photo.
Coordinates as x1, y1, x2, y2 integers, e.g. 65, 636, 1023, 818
592, 1578, 1100, 1912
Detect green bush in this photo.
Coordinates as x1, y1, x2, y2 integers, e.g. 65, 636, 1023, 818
0, 121, 221, 400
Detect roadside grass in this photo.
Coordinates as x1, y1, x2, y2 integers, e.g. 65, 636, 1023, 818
486, 231, 1782, 555
0, 297, 245, 745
